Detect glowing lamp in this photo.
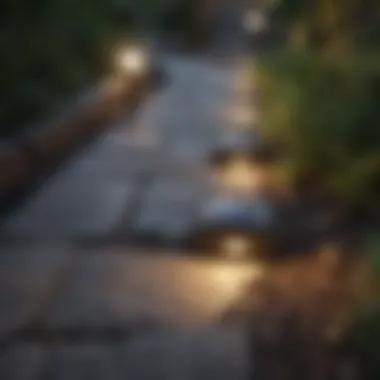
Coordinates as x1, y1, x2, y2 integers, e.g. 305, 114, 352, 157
221, 234, 253, 259
227, 105, 257, 129
115, 45, 149, 77
220, 156, 263, 194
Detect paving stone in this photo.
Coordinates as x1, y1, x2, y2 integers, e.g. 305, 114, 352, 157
0, 329, 248, 380
45, 251, 255, 327
146, 178, 203, 202
116, 327, 249, 380
0, 343, 45, 380
40, 345, 119, 380
1, 175, 135, 240
69, 145, 159, 180
0, 246, 70, 337
132, 178, 211, 239
1, 54, 240, 242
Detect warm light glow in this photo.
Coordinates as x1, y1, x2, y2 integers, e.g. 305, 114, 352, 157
233, 58, 254, 95
116, 46, 148, 75
220, 157, 262, 193
213, 261, 265, 300
234, 76, 252, 95
243, 10, 269, 34
221, 234, 252, 259
227, 105, 257, 128
234, 65, 252, 95
214, 267, 250, 296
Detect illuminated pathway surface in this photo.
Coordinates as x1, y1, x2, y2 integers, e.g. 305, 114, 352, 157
0, 246, 257, 379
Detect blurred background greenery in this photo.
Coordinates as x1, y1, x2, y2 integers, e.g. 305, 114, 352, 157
255, 0, 380, 374
256, 0, 380, 219
0, 0, 196, 138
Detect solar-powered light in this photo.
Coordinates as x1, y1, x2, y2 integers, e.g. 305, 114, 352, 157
234, 76, 252, 95
194, 195, 276, 258
243, 10, 269, 34
219, 156, 263, 194
226, 105, 258, 129
212, 128, 259, 162
115, 45, 149, 77
221, 234, 253, 259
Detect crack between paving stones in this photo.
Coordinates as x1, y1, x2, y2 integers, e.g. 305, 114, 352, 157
0, 249, 81, 354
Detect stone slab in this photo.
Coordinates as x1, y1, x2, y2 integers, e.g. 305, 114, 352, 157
115, 327, 249, 380
0, 246, 70, 337
40, 345, 119, 380
0, 343, 45, 380
45, 251, 256, 327
1, 172, 135, 240
132, 177, 212, 239
1, 54, 240, 243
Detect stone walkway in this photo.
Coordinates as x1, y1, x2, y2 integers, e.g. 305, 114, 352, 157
0, 245, 257, 380
0, 55, 244, 245
0, 326, 249, 380
0, 52, 259, 379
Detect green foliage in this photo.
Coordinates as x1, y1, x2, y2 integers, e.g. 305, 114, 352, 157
0, 0, 189, 137
345, 302, 380, 378
257, 52, 380, 207
362, 235, 380, 298
271, 0, 311, 20
129, 0, 184, 30
0, 0, 134, 136
343, 235, 380, 377
258, 2, 380, 374
269, 0, 380, 53
355, 5, 380, 51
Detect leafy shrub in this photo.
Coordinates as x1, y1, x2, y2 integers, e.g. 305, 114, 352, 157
256, 52, 380, 210
0, 0, 191, 137
0, 0, 130, 136
342, 235, 380, 378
